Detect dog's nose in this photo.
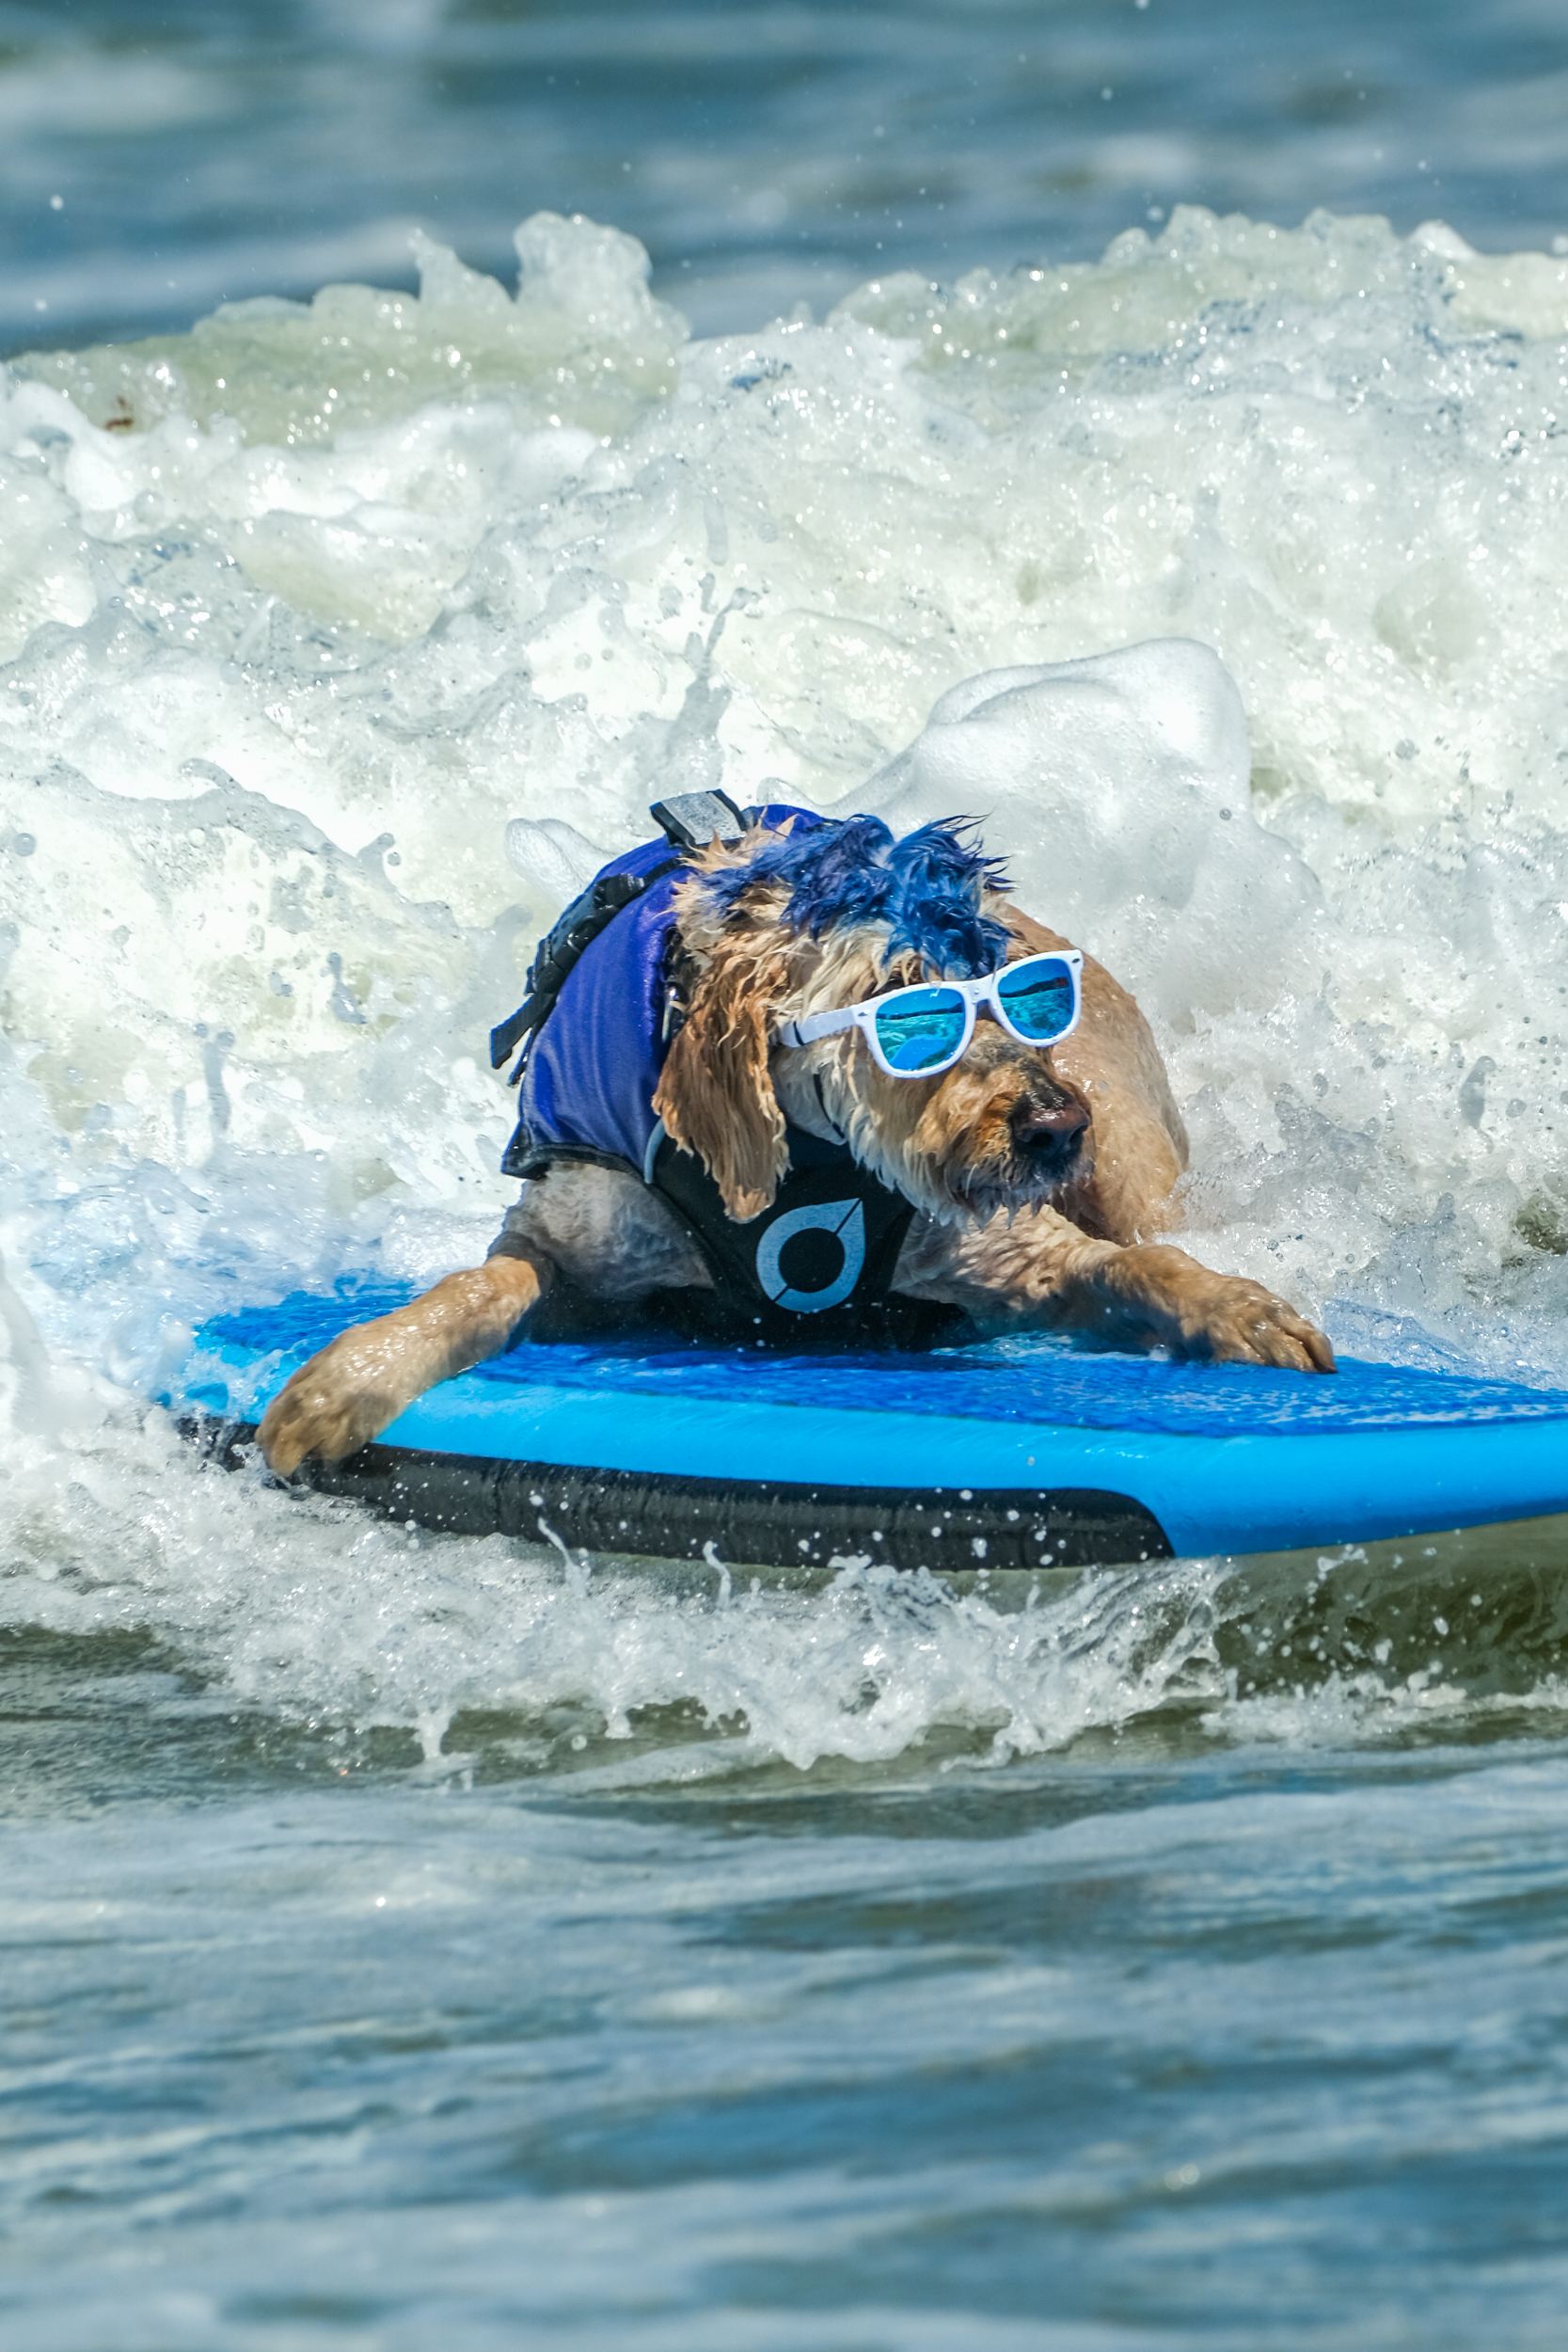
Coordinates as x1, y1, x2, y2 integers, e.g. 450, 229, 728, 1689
1010, 1097, 1088, 1162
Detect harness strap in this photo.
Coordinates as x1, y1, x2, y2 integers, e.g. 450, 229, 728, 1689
489, 856, 684, 1082
489, 791, 749, 1084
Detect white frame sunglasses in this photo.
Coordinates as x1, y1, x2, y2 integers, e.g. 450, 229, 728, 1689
777, 949, 1084, 1078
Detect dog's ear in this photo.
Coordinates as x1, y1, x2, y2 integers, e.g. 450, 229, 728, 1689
654, 924, 795, 1221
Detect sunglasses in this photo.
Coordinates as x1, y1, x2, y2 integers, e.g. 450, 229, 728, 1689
777, 950, 1084, 1078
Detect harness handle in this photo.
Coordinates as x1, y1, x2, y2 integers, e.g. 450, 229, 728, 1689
647, 789, 746, 851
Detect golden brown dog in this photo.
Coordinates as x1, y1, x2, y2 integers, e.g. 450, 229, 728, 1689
260, 814, 1332, 1475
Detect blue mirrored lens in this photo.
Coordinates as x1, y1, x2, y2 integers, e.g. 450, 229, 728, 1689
873, 987, 968, 1072
996, 958, 1076, 1041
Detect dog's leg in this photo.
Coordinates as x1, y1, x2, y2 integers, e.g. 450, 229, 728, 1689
1066, 1237, 1336, 1371
897, 1206, 1335, 1373
258, 1164, 709, 1475
258, 1252, 550, 1474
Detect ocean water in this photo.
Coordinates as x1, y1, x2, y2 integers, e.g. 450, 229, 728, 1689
6, 0, 1568, 350
7, 7, 1568, 2345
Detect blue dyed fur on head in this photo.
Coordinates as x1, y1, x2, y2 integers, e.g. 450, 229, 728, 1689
703, 815, 1013, 979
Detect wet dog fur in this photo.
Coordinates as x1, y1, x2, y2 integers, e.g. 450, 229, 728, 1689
260, 817, 1333, 1475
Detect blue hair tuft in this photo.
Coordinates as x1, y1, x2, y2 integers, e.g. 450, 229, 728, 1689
703, 814, 1011, 978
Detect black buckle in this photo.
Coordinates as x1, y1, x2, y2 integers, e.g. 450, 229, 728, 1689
649, 790, 746, 850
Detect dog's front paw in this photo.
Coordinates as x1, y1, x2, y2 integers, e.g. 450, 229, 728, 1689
1107, 1247, 1336, 1374
1179, 1272, 1337, 1374
257, 1260, 547, 1475
258, 1322, 421, 1474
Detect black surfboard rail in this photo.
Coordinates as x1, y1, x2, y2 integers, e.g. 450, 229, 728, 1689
187, 1417, 1174, 1571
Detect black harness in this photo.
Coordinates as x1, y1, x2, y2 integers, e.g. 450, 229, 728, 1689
497, 793, 961, 1352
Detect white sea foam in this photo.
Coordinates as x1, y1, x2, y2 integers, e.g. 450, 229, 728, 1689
6, 205, 1568, 1763
0, 1352, 1234, 1776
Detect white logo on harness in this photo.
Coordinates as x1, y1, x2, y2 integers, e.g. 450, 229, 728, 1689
754, 1198, 866, 1313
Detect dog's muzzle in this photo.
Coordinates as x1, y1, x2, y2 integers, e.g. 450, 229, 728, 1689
1009, 1093, 1089, 1182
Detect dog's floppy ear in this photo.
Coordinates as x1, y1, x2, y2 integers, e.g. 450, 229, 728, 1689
654, 922, 795, 1222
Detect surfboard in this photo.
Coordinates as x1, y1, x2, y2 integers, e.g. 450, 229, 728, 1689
164, 1284, 1568, 1568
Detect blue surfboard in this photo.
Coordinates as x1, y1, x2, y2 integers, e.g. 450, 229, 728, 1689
166, 1286, 1568, 1567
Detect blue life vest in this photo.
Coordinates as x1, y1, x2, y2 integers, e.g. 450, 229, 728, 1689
494, 806, 961, 1351
503, 803, 822, 1178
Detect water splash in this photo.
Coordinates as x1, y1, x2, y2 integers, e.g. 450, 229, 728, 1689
8, 205, 1568, 1770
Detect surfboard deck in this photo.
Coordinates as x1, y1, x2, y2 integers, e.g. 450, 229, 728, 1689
166, 1285, 1568, 1567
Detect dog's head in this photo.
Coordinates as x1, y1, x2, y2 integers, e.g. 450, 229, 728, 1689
652, 813, 1092, 1222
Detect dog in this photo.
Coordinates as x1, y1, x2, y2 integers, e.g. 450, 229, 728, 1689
259, 803, 1333, 1477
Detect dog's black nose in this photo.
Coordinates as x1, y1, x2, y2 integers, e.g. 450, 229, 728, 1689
1011, 1097, 1088, 1168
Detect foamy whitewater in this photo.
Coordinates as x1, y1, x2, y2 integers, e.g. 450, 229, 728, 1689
5, 208, 1568, 2346
7, 198, 1568, 1745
